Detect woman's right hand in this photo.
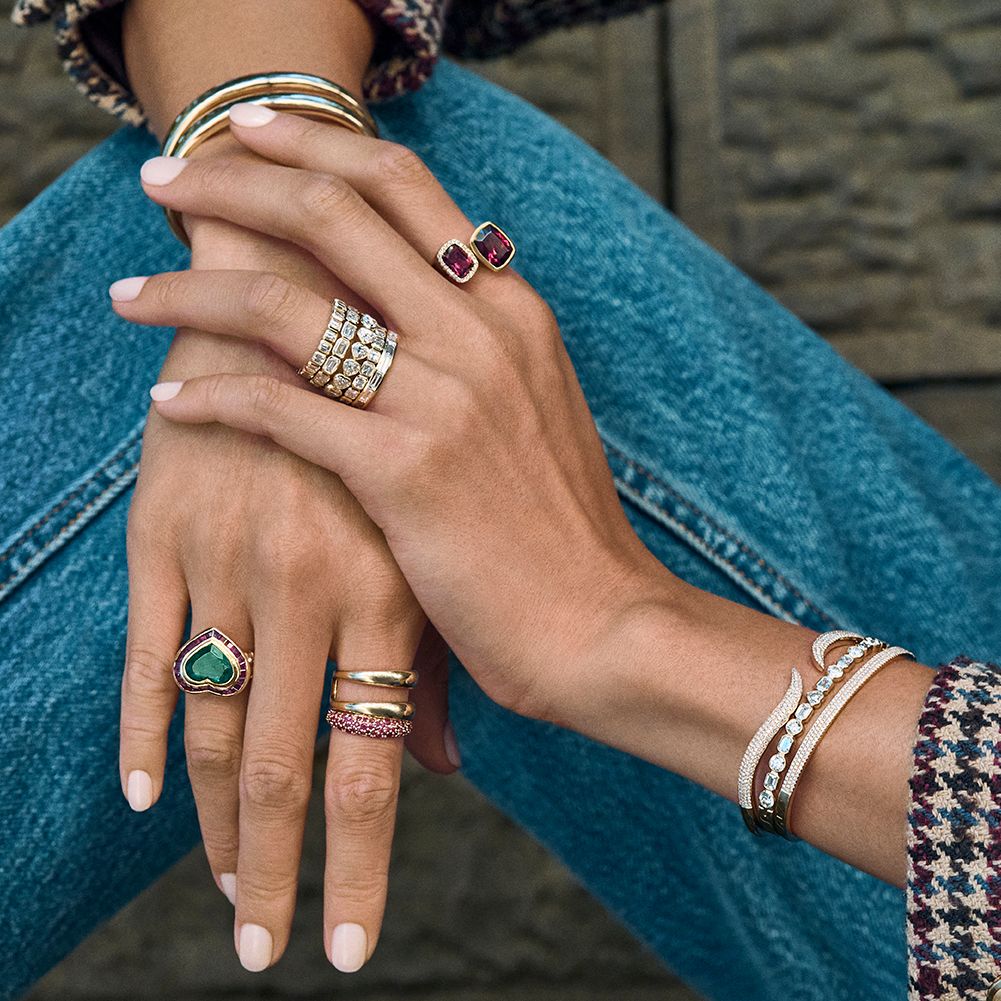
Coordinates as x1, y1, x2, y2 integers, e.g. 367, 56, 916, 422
117, 135, 456, 975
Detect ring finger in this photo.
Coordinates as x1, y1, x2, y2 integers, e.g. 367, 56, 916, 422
110, 270, 440, 412
323, 612, 424, 971
226, 107, 523, 302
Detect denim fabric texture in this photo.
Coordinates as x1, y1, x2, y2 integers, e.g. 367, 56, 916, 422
2, 60, 1001, 1001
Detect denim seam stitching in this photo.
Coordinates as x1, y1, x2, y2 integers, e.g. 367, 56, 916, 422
0, 459, 140, 597
603, 440, 840, 630
0, 431, 140, 563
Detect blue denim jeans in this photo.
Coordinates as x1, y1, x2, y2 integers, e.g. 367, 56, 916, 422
2, 61, 1001, 1001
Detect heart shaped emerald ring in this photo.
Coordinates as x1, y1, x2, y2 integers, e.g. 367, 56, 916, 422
172, 628, 253, 697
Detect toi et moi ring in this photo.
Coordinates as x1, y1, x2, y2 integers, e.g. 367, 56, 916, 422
173, 627, 253, 696
435, 222, 516, 285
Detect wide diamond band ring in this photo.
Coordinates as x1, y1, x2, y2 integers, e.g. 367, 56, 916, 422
298, 298, 398, 408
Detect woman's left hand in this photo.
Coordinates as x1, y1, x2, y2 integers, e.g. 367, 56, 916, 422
114, 108, 675, 734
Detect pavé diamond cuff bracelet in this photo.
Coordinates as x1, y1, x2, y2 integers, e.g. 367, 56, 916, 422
773, 644, 912, 840
738, 632, 887, 836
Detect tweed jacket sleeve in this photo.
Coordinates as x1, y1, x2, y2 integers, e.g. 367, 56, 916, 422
10, 0, 657, 127
908, 656, 1001, 1000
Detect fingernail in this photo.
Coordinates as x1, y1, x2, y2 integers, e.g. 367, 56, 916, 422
443, 719, 462, 769
140, 156, 188, 185
237, 923, 273, 972
109, 276, 149, 302
219, 873, 237, 906
126, 769, 153, 811
150, 381, 183, 401
230, 103, 277, 127
330, 922, 367, 973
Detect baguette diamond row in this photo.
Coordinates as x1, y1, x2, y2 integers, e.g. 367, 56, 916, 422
298, 298, 397, 408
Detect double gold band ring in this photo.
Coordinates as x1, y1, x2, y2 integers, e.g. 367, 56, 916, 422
326, 667, 418, 739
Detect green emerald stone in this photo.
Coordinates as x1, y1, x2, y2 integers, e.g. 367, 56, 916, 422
185, 643, 236, 686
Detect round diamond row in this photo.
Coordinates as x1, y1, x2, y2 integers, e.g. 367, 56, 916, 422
757, 636, 881, 811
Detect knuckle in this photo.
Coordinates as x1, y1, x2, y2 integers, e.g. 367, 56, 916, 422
246, 374, 288, 432
148, 271, 187, 311
325, 869, 388, 907
301, 174, 358, 221
375, 142, 431, 188
241, 755, 312, 812
186, 732, 242, 779
328, 765, 398, 823
193, 157, 241, 195
242, 272, 300, 328
124, 645, 172, 696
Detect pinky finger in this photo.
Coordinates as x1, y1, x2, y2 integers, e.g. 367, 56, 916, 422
120, 545, 188, 811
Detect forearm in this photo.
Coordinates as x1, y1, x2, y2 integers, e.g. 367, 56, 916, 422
122, 0, 375, 139
579, 569, 935, 888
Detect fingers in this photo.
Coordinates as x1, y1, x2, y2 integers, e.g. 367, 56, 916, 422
111, 270, 435, 414
226, 107, 522, 301
120, 530, 188, 811
323, 615, 423, 971
404, 623, 459, 775
235, 617, 330, 970
139, 155, 453, 327
181, 601, 252, 906
111, 270, 331, 369
148, 374, 407, 511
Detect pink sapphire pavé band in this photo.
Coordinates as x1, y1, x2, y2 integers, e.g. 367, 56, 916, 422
435, 222, 516, 285
326, 709, 413, 738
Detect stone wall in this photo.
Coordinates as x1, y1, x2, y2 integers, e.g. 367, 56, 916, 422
668, 0, 1001, 477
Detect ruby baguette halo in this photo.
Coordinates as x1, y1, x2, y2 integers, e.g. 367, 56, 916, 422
435, 222, 515, 284
172, 627, 253, 696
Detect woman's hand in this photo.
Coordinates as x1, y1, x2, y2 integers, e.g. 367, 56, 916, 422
116, 129, 456, 975
113, 108, 673, 739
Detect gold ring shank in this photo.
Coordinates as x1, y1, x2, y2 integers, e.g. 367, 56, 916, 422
329, 700, 415, 720
333, 670, 418, 688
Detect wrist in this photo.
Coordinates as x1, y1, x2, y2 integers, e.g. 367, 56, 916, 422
570, 565, 819, 799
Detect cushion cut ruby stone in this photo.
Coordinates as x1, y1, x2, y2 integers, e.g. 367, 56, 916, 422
472, 223, 514, 268
441, 242, 476, 279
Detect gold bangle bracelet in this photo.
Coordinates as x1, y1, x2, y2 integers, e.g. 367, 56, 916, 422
162, 70, 376, 156
328, 701, 415, 720
159, 72, 377, 245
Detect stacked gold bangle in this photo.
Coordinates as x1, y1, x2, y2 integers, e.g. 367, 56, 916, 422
299, 298, 398, 408
159, 71, 378, 246
738, 630, 912, 839
326, 669, 418, 739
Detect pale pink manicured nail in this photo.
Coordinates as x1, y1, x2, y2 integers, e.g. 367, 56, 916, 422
238, 924, 273, 972
109, 276, 149, 302
126, 770, 153, 811
219, 873, 237, 906
443, 720, 461, 768
330, 923, 367, 972
230, 103, 277, 127
140, 156, 188, 185
149, 381, 183, 401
